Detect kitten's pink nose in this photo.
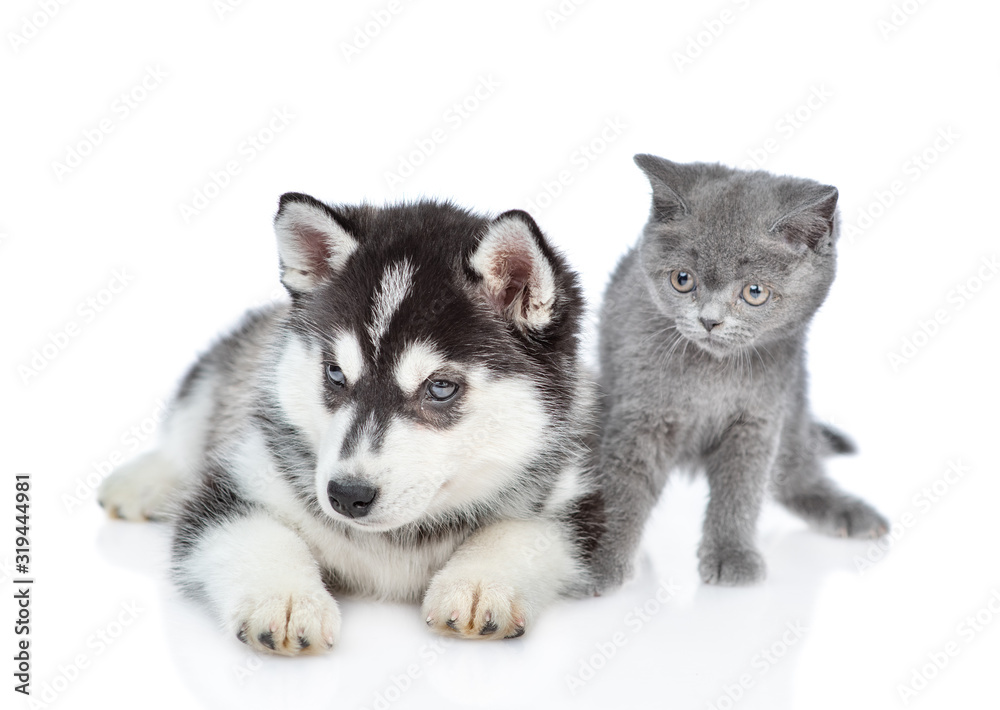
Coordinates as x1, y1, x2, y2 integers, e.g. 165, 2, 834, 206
700, 317, 723, 332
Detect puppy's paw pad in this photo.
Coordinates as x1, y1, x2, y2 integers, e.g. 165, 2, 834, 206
423, 576, 526, 640
235, 591, 340, 656
699, 546, 766, 586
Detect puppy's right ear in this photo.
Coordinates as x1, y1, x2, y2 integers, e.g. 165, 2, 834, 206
469, 210, 561, 333
274, 192, 359, 294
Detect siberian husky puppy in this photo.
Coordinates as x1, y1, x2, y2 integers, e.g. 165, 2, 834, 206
98, 193, 605, 655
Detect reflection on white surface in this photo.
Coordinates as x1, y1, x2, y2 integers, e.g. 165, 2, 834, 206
89, 475, 947, 710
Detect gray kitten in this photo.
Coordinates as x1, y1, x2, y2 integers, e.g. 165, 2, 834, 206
592, 154, 888, 588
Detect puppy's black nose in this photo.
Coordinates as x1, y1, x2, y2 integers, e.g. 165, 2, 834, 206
327, 480, 378, 519
700, 317, 723, 332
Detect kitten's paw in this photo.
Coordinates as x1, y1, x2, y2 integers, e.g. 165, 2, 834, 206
825, 498, 889, 539
698, 545, 766, 586
97, 451, 184, 521
233, 590, 340, 656
422, 572, 527, 640
783, 494, 889, 539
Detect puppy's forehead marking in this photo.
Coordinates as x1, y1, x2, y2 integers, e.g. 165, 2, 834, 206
395, 341, 447, 395
333, 331, 364, 382
340, 411, 381, 458
368, 259, 415, 357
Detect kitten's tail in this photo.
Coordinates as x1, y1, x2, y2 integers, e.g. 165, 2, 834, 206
814, 423, 857, 456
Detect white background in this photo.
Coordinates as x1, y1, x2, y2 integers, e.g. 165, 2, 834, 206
2, 1, 998, 708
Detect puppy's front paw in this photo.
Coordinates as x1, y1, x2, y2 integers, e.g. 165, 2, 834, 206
234, 590, 341, 656
698, 545, 766, 586
97, 450, 183, 521
422, 573, 526, 640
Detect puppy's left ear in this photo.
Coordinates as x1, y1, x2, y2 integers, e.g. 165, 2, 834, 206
470, 210, 561, 333
274, 192, 359, 295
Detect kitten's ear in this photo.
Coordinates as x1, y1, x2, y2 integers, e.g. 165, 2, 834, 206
634, 154, 690, 222
273, 192, 359, 294
770, 186, 839, 251
469, 210, 559, 332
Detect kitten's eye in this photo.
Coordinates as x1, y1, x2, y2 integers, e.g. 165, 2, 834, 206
742, 283, 771, 306
425, 380, 459, 402
325, 363, 347, 388
670, 270, 696, 293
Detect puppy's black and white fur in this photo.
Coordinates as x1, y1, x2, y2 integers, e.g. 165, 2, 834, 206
99, 194, 605, 655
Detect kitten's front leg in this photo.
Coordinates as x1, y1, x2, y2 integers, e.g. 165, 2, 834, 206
587, 409, 677, 591
422, 519, 579, 639
174, 505, 341, 655
699, 416, 780, 586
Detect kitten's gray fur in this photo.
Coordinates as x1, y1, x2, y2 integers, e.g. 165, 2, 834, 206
592, 154, 888, 588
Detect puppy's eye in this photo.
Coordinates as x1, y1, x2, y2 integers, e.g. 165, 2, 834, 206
325, 363, 347, 388
742, 283, 771, 306
425, 380, 458, 402
670, 270, 696, 293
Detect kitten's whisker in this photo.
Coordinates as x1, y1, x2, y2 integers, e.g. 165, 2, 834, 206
654, 331, 686, 369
